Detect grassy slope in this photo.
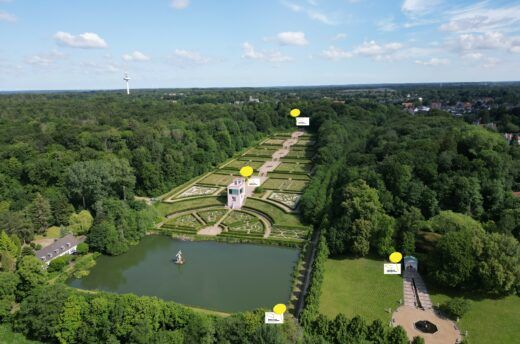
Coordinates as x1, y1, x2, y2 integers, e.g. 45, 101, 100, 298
319, 257, 402, 322
429, 288, 520, 344
244, 198, 303, 227
0, 324, 40, 344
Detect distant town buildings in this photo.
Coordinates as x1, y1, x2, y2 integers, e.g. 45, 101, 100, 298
36, 234, 86, 265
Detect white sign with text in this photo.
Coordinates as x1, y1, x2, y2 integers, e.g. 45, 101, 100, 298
265, 312, 284, 324
296, 117, 310, 126
384, 263, 401, 275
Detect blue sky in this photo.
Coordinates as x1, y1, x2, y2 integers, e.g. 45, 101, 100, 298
1, 0, 520, 90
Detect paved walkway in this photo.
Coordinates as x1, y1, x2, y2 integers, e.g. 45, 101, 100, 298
395, 268, 461, 344
393, 306, 462, 344
258, 131, 305, 177
403, 269, 432, 309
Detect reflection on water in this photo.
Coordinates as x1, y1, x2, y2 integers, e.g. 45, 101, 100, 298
68, 236, 299, 312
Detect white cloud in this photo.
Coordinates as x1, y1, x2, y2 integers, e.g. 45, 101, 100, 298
353, 41, 403, 57
80, 61, 119, 73
0, 10, 16, 22
25, 50, 66, 66
122, 51, 150, 62
462, 52, 483, 60
54, 32, 108, 49
451, 32, 520, 54
170, 0, 190, 10
277, 31, 308, 46
322, 41, 419, 62
440, 3, 520, 33
482, 57, 499, 69
242, 42, 293, 63
402, 0, 442, 16
172, 49, 210, 64
377, 17, 398, 32
283, 1, 335, 25
322, 46, 352, 60
414, 57, 450, 66
332, 33, 347, 41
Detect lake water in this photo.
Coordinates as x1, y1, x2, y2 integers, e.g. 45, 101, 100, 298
68, 236, 299, 312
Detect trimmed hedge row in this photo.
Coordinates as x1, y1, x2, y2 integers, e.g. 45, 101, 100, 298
300, 234, 329, 326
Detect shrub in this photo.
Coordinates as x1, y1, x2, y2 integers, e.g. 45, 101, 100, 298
441, 297, 471, 319
48, 255, 72, 273
76, 242, 89, 255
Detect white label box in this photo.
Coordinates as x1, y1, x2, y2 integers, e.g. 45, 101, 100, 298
384, 263, 401, 275
248, 177, 261, 187
296, 117, 310, 126
264, 312, 284, 324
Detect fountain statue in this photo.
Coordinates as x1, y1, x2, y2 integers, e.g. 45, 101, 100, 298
174, 250, 185, 265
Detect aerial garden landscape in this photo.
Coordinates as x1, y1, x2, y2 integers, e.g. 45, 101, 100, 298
0, 85, 519, 343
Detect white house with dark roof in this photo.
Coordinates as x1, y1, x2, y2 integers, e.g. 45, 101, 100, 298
35, 234, 86, 265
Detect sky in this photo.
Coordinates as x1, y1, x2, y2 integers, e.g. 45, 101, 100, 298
1, 0, 520, 90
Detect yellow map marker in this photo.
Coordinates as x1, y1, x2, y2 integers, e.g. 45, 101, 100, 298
290, 108, 301, 117
273, 303, 287, 315
240, 165, 254, 178
389, 252, 403, 263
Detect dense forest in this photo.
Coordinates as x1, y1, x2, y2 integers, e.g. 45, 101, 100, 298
1, 86, 519, 343
0, 92, 295, 254
300, 99, 520, 297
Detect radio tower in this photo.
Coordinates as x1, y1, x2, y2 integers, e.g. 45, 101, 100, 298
123, 72, 131, 95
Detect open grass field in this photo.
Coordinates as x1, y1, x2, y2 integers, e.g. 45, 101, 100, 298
319, 257, 402, 322
429, 287, 520, 344
0, 324, 40, 344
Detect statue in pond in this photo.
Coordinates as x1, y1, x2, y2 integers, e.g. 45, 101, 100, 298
174, 250, 185, 265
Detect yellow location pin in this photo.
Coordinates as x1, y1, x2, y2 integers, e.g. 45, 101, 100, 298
389, 252, 403, 264
290, 108, 301, 117
273, 303, 287, 315
240, 165, 254, 178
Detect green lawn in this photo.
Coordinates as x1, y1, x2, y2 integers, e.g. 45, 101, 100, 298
0, 324, 40, 344
429, 287, 520, 344
319, 257, 402, 322
156, 196, 225, 216
244, 198, 304, 227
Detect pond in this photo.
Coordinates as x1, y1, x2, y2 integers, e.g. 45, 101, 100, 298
68, 236, 300, 313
